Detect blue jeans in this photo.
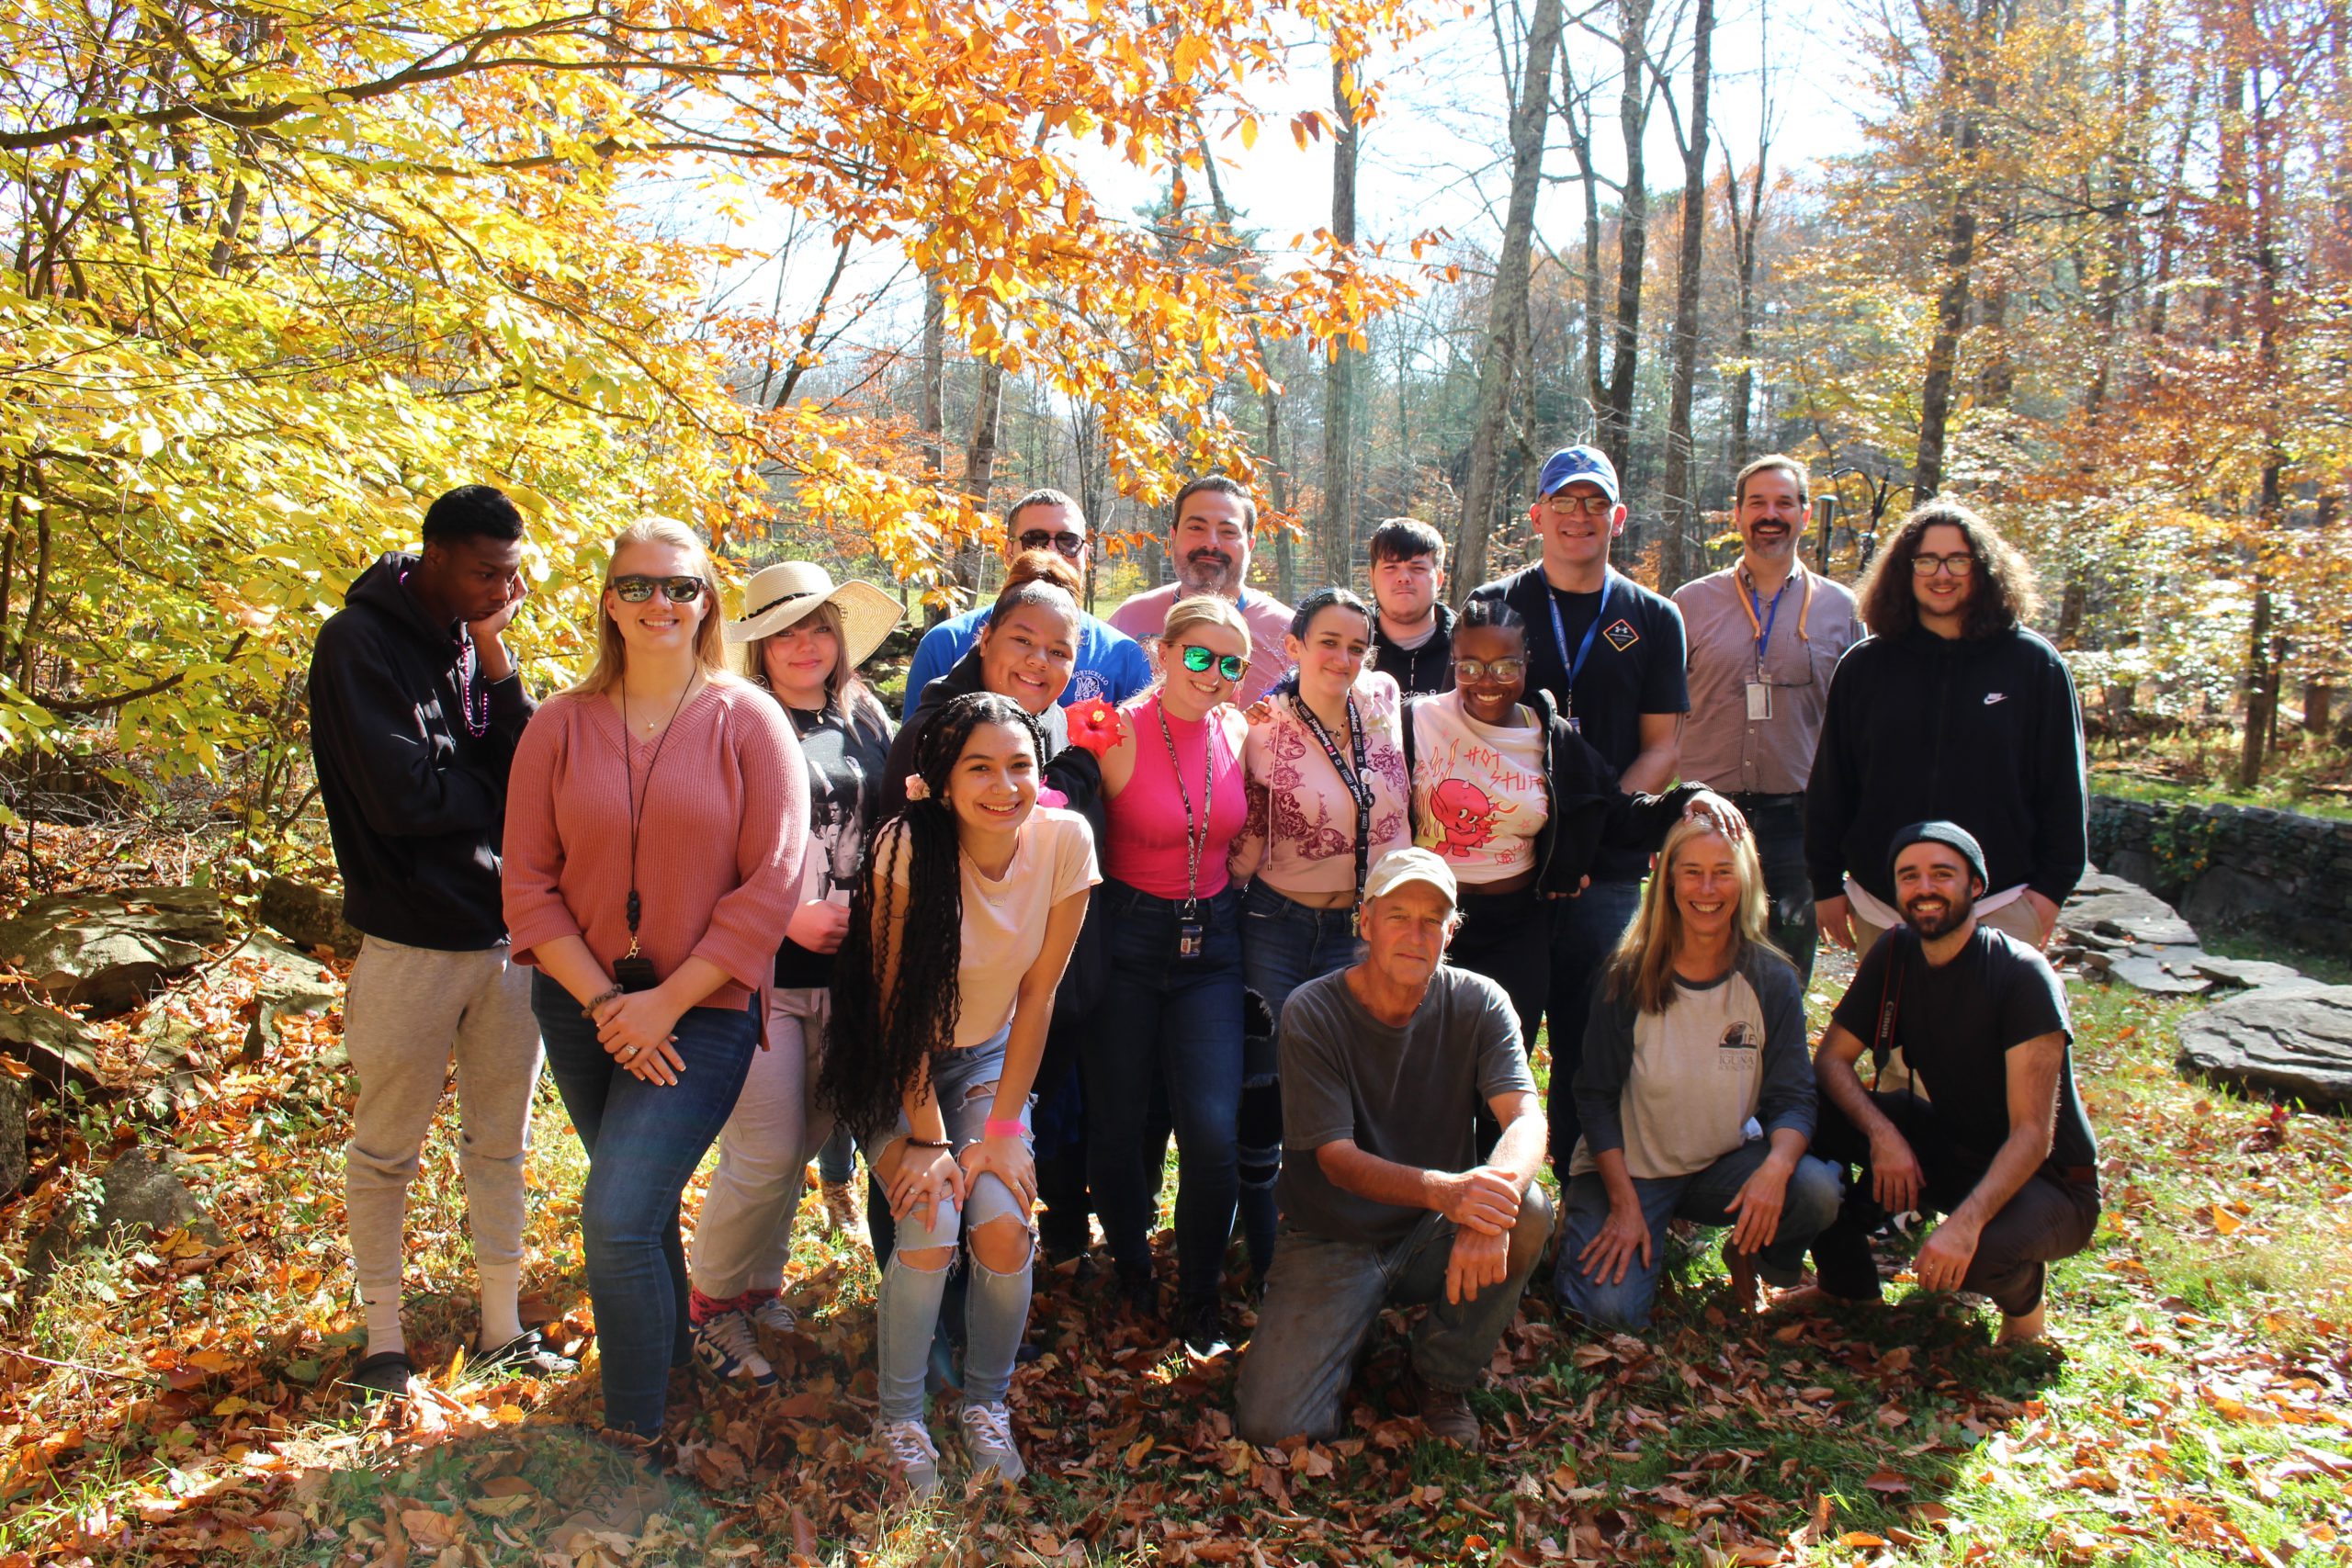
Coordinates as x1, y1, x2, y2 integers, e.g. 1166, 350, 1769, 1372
1235, 1187, 1555, 1445
1238, 882, 1360, 1276
859, 1029, 1033, 1421
532, 973, 759, 1436
1553, 1143, 1845, 1327
1087, 880, 1245, 1307
1544, 878, 1643, 1171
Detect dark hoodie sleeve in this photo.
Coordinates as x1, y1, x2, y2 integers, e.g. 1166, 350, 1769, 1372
1571, 987, 1638, 1158
1804, 639, 1869, 901
2027, 638, 2088, 904
308, 615, 507, 839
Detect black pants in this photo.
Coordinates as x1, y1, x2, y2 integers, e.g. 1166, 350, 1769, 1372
1809, 1090, 2099, 1316
1451, 879, 1548, 1158
1730, 794, 1817, 988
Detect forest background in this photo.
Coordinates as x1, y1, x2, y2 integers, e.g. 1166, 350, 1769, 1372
3, 0, 2349, 845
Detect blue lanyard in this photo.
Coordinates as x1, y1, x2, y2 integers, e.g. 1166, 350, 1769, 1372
1544, 569, 1615, 716
1747, 576, 1789, 671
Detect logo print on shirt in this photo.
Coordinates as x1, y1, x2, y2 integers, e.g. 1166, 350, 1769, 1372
1602, 618, 1640, 652
1719, 1021, 1760, 1052
1983, 692, 2008, 705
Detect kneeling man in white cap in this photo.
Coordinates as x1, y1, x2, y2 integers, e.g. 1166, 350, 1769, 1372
1235, 849, 1553, 1451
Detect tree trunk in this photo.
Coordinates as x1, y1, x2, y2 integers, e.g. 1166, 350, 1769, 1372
921, 266, 945, 479
1912, 0, 2002, 501
956, 357, 1006, 598
1455, 0, 1565, 602
1657, 0, 1713, 593
1600, 0, 1655, 481
1322, 56, 1362, 588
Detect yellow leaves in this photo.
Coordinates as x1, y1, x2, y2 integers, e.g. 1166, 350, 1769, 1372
1170, 33, 1208, 83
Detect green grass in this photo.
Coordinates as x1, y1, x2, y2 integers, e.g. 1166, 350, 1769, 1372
5, 965, 2349, 1566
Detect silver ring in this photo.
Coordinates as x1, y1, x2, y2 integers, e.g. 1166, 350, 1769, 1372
620, 1044, 639, 1058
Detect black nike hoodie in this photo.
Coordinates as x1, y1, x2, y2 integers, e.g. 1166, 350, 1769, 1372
307, 551, 536, 949
1804, 624, 2086, 908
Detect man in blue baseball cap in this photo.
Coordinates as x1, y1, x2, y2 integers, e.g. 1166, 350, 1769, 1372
1465, 446, 1690, 1179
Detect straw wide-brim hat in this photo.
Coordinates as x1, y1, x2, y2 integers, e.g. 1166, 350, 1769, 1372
724, 561, 904, 670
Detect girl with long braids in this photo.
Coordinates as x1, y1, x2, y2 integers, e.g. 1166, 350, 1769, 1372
502, 518, 805, 1438
683, 562, 901, 1390
818, 691, 1097, 1500
1227, 587, 1412, 1315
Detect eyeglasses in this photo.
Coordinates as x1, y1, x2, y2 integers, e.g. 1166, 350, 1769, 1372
610, 574, 707, 603
1018, 530, 1085, 558
1178, 644, 1247, 682
1453, 657, 1526, 682
1910, 553, 1977, 578
1541, 493, 1616, 518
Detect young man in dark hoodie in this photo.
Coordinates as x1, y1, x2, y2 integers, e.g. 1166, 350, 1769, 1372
1364, 518, 1455, 695
308, 484, 571, 1397
1804, 500, 2086, 960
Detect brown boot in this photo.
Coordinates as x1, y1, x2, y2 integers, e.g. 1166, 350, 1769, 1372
1407, 1366, 1483, 1451
820, 1179, 859, 1237
1722, 1236, 1759, 1314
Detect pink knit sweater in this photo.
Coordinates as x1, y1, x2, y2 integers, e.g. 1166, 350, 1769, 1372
502, 678, 808, 1010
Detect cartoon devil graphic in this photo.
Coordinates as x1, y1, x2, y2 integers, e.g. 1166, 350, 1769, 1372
1428, 777, 1498, 858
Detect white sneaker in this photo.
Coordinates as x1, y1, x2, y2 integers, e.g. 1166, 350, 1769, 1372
877, 1418, 942, 1500
690, 1311, 775, 1389
746, 1295, 798, 1336
959, 1401, 1027, 1484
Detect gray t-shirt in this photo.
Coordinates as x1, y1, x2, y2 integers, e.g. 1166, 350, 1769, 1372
1277, 964, 1537, 1245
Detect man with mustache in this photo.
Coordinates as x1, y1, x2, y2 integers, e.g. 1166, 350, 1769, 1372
1108, 475, 1295, 705
1796, 822, 2100, 1344
1671, 456, 1863, 986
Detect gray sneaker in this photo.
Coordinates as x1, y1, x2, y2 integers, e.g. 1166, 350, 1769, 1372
877, 1418, 943, 1501
958, 1401, 1028, 1484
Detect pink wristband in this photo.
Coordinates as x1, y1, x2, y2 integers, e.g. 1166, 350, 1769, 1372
983, 1118, 1026, 1140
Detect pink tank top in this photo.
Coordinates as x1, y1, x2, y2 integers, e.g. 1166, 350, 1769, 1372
1104, 694, 1249, 900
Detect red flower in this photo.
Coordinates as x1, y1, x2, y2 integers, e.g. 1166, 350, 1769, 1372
1065, 698, 1126, 758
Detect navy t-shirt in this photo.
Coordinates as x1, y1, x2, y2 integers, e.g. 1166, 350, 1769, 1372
1469, 565, 1689, 880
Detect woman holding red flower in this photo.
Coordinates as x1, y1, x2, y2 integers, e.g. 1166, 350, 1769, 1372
1086, 594, 1257, 1354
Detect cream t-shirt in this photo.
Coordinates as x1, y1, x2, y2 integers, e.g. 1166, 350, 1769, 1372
888, 806, 1100, 1048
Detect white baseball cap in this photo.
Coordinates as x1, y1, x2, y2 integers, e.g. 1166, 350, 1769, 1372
1363, 848, 1459, 908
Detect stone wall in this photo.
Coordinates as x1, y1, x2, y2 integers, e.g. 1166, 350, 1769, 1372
2087, 794, 2352, 954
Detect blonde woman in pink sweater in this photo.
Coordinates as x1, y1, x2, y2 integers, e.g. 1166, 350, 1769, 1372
502, 518, 806, 1437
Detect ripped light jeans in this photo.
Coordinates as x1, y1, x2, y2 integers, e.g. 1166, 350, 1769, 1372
861, 1026, 1033, 1422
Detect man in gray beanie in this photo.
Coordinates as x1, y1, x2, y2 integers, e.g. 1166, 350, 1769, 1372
1793, 821, 2099, 1343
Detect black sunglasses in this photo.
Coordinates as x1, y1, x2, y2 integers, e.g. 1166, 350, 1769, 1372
1179, 644, 1247, 682
610, 574, 707, 604
1018, 530, 1085, 557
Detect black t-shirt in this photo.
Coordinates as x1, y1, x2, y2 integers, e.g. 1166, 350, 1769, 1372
775, 699, 895, 988
1831, 924, 2097, 1170
1469, 567, 1688, 880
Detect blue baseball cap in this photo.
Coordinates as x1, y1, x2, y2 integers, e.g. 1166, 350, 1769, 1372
1536, 446, 1620, 504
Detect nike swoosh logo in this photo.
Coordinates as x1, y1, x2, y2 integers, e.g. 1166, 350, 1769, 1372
1984, 693, 2007, 705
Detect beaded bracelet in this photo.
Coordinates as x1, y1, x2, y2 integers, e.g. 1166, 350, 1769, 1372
580, 984, 624, 1018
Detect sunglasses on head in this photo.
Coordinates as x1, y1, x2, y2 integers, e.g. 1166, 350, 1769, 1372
1018, 530, 1084, 557
1178, 644, 1247, 682
610, 574, 707, 604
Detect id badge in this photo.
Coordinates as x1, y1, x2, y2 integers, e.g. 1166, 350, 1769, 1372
1746, 682, 1773, 721
1175, 916, 1204, 960
1563, 713, 1582, 735
612, 953, 659, 993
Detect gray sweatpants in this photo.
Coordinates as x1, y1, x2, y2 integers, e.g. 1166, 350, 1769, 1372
344, 935, 543, 1303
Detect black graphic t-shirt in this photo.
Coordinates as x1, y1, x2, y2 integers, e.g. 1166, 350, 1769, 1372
775, 699, 895, 988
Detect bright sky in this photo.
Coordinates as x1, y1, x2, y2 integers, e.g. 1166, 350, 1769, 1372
697, 0, 1875, 376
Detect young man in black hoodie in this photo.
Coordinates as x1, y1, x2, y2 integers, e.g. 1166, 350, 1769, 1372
1804, 500, 2086, 959
1365, 518, 1455, 695
308, 484, 570, 1397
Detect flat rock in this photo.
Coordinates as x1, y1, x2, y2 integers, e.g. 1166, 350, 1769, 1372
2058, 888, 2199, 949
2105, 953, 2212, 996
0, 886, 223, 1015
232, 934, 342, 1061
2177, 987, 2352, 1110
2189, 955, 2312, 990
256, 876, 362, 960
27, 1144, 222, 1284
2070, 871, 2148, 899
0, 999, 101, 1093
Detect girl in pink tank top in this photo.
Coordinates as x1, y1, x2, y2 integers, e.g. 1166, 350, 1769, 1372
1084, 594, 1257, 1351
